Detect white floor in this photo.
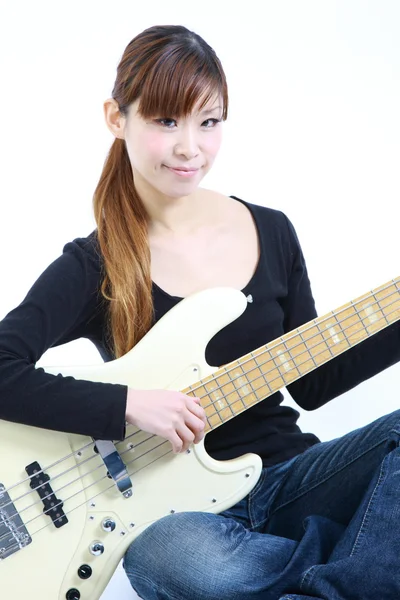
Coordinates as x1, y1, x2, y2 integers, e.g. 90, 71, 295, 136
100, 561, 142, 599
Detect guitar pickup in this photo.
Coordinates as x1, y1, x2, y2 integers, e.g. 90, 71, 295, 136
25, 461, 68, 529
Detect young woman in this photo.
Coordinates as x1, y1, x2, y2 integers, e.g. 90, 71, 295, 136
1, 24, 400, 600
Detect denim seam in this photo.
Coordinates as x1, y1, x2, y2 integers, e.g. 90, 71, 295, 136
249, 467, 267, 498
299, 563, 322, 593
248, 468, 268, 528
349, 453, 387, 558
268, 435, 393, 516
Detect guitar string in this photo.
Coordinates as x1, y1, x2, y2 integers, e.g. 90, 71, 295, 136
4, 284, 399, 506
187, 280, 400, 399
3, 430, 171, 528
1, 286, 399, 525
1, 438, 172, 556
162, 289, 399, 420
0, 423, 147, 498
2, 281, 398, 552
190, 289, 400, 422
1, 290, 399, 529
1, 295, 400, 549
3, 276, 399, 502
2, 439, 95, 494
0, 431, 153, 520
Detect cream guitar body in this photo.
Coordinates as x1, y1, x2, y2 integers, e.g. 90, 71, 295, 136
0, 288, 262, 600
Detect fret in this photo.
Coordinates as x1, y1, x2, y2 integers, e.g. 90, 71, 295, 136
250, 346, 267, 360
229, 364, 259, 408
246, 351, 273, 399
297, 321, 332, 365
205, 375, 233, 401
206, 411, 224, 430
249, 361, 270, 402
375, 282, 400, 323
203, 377, 235, 426
353, 294, 385, 335
277, 340, 300, 383
225, 362, 259, 411
206, 374, 244, 416
214, 366, 245, 404
263, 345, 295, 385
189, 383, 220, 428
236, 354, 271, 400
256, 349, 285, 391
248, 352, 272, 401
286, 330, 317, 374
185, 384, 196, 397
334, 303, 364, 345
318, 312, 349, 357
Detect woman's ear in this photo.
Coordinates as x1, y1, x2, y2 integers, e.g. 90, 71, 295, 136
103, 98, 126, 139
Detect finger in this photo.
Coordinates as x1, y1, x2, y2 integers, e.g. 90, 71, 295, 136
186, 397, 207, 422
169, 431, 183, 454
186, 395, 202, 406
175, 423, 196, 452
184, 412, 205, 443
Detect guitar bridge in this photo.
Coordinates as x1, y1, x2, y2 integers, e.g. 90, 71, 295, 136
0, 483, 32, 560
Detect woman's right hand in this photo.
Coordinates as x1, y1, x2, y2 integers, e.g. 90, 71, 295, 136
125, 388, 207, 454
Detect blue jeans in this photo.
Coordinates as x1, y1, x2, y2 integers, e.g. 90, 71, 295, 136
123, 409, 400, 599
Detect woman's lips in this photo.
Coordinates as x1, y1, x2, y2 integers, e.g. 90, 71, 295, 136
165, 166, 199, 177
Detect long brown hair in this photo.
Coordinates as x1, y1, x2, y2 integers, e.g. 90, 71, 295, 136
93, 25, 229, 358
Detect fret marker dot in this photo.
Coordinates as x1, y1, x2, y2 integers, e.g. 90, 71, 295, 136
237, 376, 251, 396
276, 350, 291, 372
326, 323, 341, 344
363, 302, 379, 323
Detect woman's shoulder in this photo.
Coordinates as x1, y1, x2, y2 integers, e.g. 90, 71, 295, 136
229, 194, 288, 224
201, 189, 293, 244
62, 230, 103, 271
202, 188, 286, 218
64, 229, 99, 252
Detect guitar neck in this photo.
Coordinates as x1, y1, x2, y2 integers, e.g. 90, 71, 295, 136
183, 277, 400, 432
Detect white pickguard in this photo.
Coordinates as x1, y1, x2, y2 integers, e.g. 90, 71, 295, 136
0, 288, 262, 600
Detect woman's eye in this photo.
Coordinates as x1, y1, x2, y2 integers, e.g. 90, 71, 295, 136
203, 118, 221, 127
155, 118, 220, 128
156, 118, 176, 128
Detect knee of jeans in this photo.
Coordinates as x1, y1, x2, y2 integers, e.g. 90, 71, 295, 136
123, 511, 246, 600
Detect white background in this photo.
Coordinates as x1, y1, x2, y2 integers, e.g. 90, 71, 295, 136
0, 1, 399, 598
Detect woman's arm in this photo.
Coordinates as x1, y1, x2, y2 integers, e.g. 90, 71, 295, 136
0, 234, 127, 439
282, 215, 400, 410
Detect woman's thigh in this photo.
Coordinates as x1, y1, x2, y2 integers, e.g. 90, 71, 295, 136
258, 408, 400, 540
122, 409, 400, 599
123, 511, 301, 600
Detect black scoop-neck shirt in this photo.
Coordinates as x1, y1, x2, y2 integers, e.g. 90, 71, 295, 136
1, 196, 399, 466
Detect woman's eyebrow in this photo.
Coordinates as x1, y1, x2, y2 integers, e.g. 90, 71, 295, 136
199, 106, 222, 116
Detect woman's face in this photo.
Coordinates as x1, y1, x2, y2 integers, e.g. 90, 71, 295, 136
120, 94, 224, 200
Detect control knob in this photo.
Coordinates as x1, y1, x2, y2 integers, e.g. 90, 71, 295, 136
89, 541, 105, 556
102, 518, 116, 532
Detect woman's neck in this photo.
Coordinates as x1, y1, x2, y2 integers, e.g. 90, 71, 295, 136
144, 188, 225, 236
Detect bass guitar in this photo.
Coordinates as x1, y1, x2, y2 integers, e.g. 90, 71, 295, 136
1, 279, 399, 599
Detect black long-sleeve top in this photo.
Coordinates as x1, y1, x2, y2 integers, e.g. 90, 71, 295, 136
1, 196, 399, 466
